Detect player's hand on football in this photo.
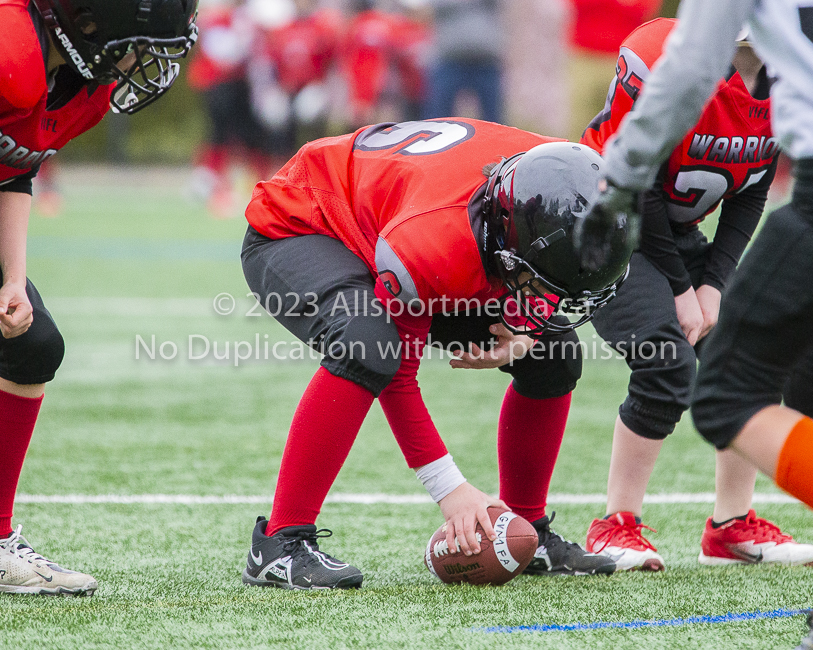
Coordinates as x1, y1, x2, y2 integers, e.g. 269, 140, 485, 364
576, 179, 639, 272
674, 287, 704, 346
449, 323, 533, 369
438, 482, 508, 556
0, 281, 32, 339
695, 284, 721, 341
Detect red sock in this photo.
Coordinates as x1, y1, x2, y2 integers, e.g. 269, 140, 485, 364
266, 367, 374, 537
497, 386, 571, 523
0, 390, 43, 537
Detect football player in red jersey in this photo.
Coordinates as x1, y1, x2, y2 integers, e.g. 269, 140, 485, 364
579, 18, 813, 571
0, 0, 197, 595
239, 118, 636, 590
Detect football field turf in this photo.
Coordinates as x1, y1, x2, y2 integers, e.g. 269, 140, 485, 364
5, 167, 810, 649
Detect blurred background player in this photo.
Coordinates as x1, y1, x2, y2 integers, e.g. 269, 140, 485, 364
341, 0, 430, 129
564, 0, 661, 142
0, 0, 197, 595
250, 0, 341, 158
421, 0, 503, 124
186, 0, 276, 218
579, 18, 813, 571
239, 121, 635, 589
576, 3, 813, 622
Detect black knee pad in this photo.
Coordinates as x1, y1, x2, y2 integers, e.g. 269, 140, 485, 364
0, 307, 65, 384
320, 312, 401, 396
621, 330, 696, 440
501, 325, 583, 399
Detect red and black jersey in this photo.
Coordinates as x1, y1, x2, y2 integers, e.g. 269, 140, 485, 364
581, 18, 777, 293
582, 18, 777, 227
0, 0, 112, 190
246, 118, 559, 309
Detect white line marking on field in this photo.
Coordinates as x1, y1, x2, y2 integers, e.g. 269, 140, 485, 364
15, 493, 800, 505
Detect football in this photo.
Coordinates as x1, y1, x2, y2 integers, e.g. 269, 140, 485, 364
424, 507, 538, 585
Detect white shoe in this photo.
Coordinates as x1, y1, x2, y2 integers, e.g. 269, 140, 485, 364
0, 525, 98, 596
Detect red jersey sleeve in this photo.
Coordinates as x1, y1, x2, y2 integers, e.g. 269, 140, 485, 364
0, 1, 47, 109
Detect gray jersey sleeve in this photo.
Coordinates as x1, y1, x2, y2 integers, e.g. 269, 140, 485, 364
603, 0, 758, 191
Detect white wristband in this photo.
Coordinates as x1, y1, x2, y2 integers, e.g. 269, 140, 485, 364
415, 453, 466, 503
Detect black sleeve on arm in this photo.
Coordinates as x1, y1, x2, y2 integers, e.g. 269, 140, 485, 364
702, 157, 778, 291
638, 167, 693, 296
0, 168, 37, 195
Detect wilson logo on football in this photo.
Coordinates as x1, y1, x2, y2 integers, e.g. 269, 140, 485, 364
443, 562, 482, 575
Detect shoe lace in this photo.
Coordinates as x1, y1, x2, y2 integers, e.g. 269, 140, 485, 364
539, 512, 581, 551
591, 517, 657, 553
0, 525, 50, 567
734, 512, 793, 544
281, 528, 334, 559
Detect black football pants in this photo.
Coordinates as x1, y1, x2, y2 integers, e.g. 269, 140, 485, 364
0, 273, 64, 385
693, 160, 813, 448
241, 226, 581, 398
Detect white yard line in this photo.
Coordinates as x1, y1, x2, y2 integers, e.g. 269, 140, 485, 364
15, 493, 800, 505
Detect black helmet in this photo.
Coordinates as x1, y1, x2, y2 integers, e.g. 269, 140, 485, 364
485, 141, 633, 337
32, 0, 198, 113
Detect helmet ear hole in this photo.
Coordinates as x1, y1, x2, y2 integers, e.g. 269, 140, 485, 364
74, 10, 96, 36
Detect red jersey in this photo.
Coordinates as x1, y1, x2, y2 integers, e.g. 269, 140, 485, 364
0, 0, 111, 186
186, 5, 254, 91
246, 118, 559, 309
260, 10, 340, 95
581, 18, 777, 226
341, 10, 428, 113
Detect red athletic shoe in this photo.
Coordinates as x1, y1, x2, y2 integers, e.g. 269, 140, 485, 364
585, 512, 665, 571
699, 509, 813, 566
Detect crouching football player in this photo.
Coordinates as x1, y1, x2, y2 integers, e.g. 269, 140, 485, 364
579, 18, 813, 571
239, 118, 637, 589
0, 0, 197, 595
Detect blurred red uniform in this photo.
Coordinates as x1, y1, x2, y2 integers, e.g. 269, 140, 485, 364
341, 8, 430, 127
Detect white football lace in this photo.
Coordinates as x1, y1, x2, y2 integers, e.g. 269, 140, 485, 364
1, 525, 50, 566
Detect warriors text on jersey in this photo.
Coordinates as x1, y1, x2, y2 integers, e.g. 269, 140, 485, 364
582, 18, 777, 227
0, 0, 112, 188
246, 118, 560, 310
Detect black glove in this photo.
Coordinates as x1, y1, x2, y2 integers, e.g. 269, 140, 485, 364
576, 180, 641, 272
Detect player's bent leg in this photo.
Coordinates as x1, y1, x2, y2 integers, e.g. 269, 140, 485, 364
242, 517, 363, 590
0, 526, 97, 596
587, 253, 696, 571
587, 418, 666, 572
497, 323, 613, 576
241, 230, 401, 587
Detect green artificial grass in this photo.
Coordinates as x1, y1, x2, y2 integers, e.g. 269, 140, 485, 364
3, 168, 807, 649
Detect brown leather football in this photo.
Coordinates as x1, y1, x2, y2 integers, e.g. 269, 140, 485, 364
424, 507, 538, 585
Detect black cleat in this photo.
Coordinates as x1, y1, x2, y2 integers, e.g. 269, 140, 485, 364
242, 517, 363, 590
523, 513, 616, 576
796, 611, 813, 650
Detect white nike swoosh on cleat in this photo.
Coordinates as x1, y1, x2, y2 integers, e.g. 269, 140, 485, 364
251, 549, 263, 566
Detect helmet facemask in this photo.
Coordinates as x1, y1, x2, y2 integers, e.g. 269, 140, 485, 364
485, 144, 629, 339
108, 30, 197, 113
33, 0, 198, 114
